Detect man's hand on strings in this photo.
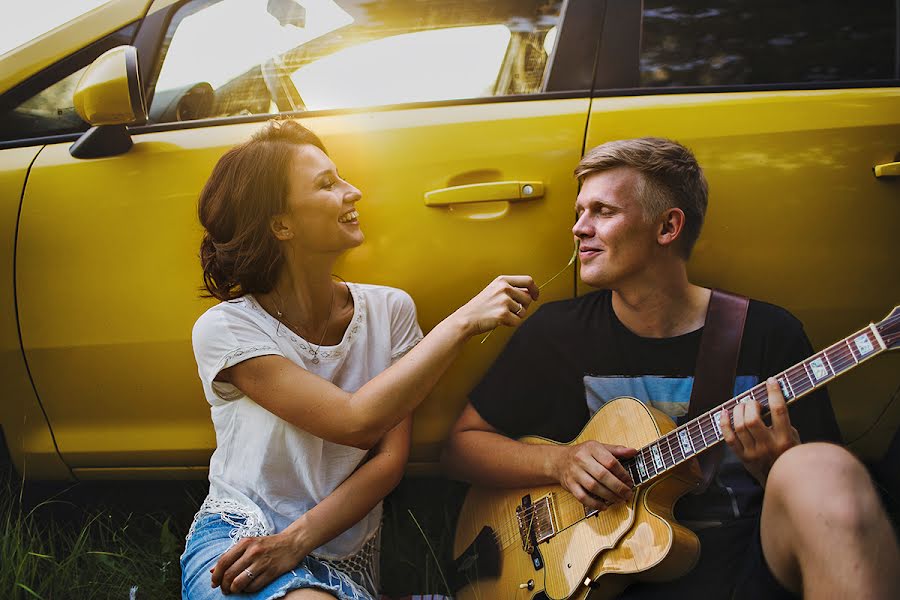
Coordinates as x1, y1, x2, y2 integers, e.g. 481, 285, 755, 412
721, 377, 800, 486
555, 441, 636, 511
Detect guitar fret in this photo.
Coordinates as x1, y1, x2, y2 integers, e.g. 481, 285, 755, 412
697, 419, 707, 446
807, 353, 831, 384
853, 331, 876, 358
787, 366, 809, 396
711, 409, 723, 439
778, 376, 794, 399
650, 444, 664, 471
628, 462, 640, 484
801, 361, 816, 388
844, 339, 860, 363
821, 350, 836, 376
635, 453, 648, 480
661, 436, 673, 467
669, 433, 684, 464
678, 428, 695, 456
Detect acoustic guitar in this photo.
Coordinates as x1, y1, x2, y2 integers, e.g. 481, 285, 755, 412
451, 306, 900, 599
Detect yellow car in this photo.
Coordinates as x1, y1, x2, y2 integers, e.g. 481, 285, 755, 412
1, 0, 898, 481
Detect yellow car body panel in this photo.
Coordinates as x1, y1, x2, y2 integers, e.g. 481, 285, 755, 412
2, 0, 898, 479
0, 0, 152, 96
582, 88, 900, 458
0, 146, 70, 479
16, 99, 588, 472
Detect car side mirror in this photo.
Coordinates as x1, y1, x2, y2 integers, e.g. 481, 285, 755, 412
70, 45, 147, 159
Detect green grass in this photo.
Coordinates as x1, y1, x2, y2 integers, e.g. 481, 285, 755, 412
0, 454, 464, 599
0, 459, 205, 599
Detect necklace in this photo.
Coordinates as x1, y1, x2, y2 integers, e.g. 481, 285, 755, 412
273, 283, 336, 364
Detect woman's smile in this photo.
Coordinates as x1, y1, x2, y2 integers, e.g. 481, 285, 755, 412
338, 209, 359, 224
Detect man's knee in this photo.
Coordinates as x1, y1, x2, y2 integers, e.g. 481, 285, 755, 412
766, 442, 881, 533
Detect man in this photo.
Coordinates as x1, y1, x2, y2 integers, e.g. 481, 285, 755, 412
442, 138, 900, 598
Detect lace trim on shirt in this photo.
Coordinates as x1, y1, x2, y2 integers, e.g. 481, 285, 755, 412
220, 344, 280, 367
315, 527, 380, 596
390, 337, 423, 362
185, 497, 271, 544
245, 286, 367, 361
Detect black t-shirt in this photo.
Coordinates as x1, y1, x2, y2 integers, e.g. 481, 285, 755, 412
470, 289, 841, 524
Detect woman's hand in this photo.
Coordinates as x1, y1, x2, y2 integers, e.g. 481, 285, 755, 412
451, 275, 539, 335
210, 530, 308, 595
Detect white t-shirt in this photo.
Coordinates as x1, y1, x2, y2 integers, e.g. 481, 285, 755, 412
191, 283, 423, 558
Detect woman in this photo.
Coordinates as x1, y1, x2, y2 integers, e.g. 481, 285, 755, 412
181, 120, 537, 600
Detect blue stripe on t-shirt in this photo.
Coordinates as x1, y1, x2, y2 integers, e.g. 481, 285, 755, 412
584, 375, 759, 420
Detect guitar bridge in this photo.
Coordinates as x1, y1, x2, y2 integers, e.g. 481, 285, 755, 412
516, 493, 557, 550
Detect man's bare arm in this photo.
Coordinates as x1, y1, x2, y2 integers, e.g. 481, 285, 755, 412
442, 403, 635, 510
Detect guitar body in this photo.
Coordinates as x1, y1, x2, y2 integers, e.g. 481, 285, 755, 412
453, 397, 703, 600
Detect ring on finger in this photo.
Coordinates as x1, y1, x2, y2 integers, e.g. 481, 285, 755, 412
514, 302, 523, 316
244, 568, 255, 580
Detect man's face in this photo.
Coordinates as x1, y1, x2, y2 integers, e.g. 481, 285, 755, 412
573, 167, 661, 289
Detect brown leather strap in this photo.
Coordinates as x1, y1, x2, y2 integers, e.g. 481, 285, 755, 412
688, 289, 750, 494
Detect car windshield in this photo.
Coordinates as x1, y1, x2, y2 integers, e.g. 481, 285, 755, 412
155, 0, 354, 93
0, 0, 114, 56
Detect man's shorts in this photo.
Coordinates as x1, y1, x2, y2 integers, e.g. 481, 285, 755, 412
609, 517, 797, 600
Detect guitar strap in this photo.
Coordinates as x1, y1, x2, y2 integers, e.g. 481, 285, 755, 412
687, 288, 750, 494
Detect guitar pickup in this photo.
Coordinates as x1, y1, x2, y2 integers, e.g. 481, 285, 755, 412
517, 494, 557, 547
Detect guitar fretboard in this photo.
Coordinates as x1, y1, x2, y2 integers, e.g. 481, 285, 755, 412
622, 324, 887, 486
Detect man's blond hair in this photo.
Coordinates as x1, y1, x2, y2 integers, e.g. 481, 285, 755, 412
575, 137, 708, 258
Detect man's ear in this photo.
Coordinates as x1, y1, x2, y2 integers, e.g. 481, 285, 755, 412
657, 207, 686, 248
270, 214, 293, 241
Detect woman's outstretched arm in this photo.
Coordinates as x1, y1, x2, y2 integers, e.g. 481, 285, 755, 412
222, 276, 538, 449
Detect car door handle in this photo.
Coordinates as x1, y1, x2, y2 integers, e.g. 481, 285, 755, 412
424, 181, 544, 207
873, 161, 900, 178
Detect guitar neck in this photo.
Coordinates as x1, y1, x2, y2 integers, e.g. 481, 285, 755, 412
622, 322, 890, 487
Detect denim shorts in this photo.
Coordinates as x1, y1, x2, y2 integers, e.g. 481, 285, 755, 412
181, 512, 375, 600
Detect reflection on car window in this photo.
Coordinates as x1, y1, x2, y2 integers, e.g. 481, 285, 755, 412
640, 0, 896, 88
1, 68, 89, 140
147, 0, 562, 124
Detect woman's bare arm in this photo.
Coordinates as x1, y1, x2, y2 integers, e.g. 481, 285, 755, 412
213, 417, 411, 594
222, 276, 538, 448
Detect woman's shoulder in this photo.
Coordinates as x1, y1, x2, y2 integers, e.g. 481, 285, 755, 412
192, 296, 267, 343
348, 283, 416, 309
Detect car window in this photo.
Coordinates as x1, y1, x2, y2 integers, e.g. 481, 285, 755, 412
0, 22, 136, 143
640, 0, 897, 88
146, 0, 563, 124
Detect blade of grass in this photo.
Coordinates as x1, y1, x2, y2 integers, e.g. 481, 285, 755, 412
407, 509, 450, 596
15, 582, 45, 600
481, 241, 579, 344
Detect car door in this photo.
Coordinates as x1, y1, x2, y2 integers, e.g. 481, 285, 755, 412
581, 0, 900, 459
14, 0, 603, 476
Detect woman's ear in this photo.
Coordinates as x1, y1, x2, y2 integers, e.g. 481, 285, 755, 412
270, 214, 294, 241
657, 207, 686, 248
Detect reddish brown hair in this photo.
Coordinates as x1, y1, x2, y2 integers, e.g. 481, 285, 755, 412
198, 120, 326, 300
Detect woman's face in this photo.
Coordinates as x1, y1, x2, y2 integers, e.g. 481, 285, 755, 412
279, 144, 364, 254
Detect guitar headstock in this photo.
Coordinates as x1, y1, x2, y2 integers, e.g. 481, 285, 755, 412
877, 305, 900, 351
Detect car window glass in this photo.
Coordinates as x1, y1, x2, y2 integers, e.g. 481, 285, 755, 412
0, 22, 136, 143
1, 67, 89, 141
147, 0, 562, 124
640, 0, 896, 88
